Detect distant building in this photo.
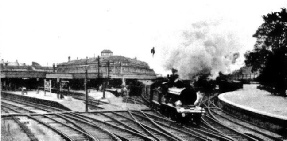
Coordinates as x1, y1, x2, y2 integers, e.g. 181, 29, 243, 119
55, 50, 156, 80
231, 66, 259, 80
0, 60, 53, 90
101, 49, 113, 57
0, 60, 53, 72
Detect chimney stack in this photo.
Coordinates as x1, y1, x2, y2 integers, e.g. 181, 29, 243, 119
68, 56, 71, 62
53, 63, 55, 73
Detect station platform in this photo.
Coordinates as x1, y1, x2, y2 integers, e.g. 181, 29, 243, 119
218, 84, 287, 134
2, 90, 149, 112
218, 84, 287, 120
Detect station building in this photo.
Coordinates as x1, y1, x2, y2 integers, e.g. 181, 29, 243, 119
47, 49, 156, 89
1, 50, 156, 90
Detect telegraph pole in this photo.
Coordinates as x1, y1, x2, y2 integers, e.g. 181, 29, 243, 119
107, 60, 110, 86
103, 61, 109, 99
97, 56, 100, 79
85, 56, 88, 112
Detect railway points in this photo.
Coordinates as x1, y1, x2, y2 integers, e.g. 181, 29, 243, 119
2, 83, 287, 141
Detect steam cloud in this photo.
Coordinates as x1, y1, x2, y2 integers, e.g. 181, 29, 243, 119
164, 21, 243, 80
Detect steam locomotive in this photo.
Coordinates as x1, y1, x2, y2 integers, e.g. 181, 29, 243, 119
148, 75, 205, 125
142, 72, 244, 125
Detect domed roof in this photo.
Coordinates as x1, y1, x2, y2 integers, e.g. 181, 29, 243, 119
58, 55, 151, 69
101, 49, 113, 53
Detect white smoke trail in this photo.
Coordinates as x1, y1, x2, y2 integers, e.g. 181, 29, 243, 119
163, 20, 245, 80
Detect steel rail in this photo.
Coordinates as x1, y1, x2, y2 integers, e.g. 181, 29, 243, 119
69, 112, 155, 141
1, 108, 39, 141
128, 110, 184, 141
28, 115, 73, 141
114, 110, 182, 141
139, 110, 211, 141
2, 97, 66, 112
42, 114, 97, 141
98, 112, 149, 137
140, 111, 220, 141
1, 102, 35, 113
208, 102, 284, 141
110, 111, 162, 141
141, 111, 233, 141
59, 113, 121, 141
202, 114, 259, 141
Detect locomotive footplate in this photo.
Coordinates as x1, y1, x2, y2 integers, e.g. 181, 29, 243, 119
176, 106, 205, 114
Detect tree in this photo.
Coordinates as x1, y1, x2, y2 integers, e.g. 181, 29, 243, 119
245, 8, 287, 96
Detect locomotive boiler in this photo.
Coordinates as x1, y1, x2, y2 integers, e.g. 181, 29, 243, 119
149, 77, 205, 125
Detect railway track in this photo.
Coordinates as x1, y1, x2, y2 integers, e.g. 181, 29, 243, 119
1, 108, 39, 141
207, 102, 285, 141
122, 96, 147, 105
139, 110, 236, 141
1, 98, 65, 114
203, 94, 286, 140
31, 114, 96, 141
2, 97, 67, 111
201, 114, 258, 141
3, 107, 244, 141
3, 92, 285, 141
142, 94, 281, 141
199, 96, 260, 141
57, 113, 121, 141
106, 111, 183, 141
64, 112, 154, 141
131, 110, 208, 141
1, 109, 66, 141
102, 111, 160, 139
1, 101, 35, 114
2, 106, 163, 140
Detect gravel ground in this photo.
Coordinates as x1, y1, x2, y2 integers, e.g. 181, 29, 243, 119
1, 118, 30, 141
5, 91, 87, 111
4, 90, 149, 112
219, 84, 287, 119
88, 90, 150, 111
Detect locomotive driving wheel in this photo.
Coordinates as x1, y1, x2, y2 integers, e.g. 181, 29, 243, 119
193, 114, 202, 126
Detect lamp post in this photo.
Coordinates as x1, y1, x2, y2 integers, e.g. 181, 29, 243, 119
84, 56, 89, 112
103, 60, 112, 99
102, 61, 108, 99
97, 56, 100, 79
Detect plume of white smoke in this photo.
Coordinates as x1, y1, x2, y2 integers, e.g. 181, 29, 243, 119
164, 20, 244, 80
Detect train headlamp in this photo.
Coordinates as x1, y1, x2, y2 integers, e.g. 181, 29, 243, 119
182, 113, 186, 117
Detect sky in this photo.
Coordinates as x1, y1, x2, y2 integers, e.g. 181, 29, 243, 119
0, 0, 286, 76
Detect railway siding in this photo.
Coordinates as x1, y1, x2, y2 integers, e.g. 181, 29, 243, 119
1, 92, 71, 111
2, 86, 287, 141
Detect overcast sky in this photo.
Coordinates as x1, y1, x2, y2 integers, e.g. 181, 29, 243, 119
0, 0, 286, 75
